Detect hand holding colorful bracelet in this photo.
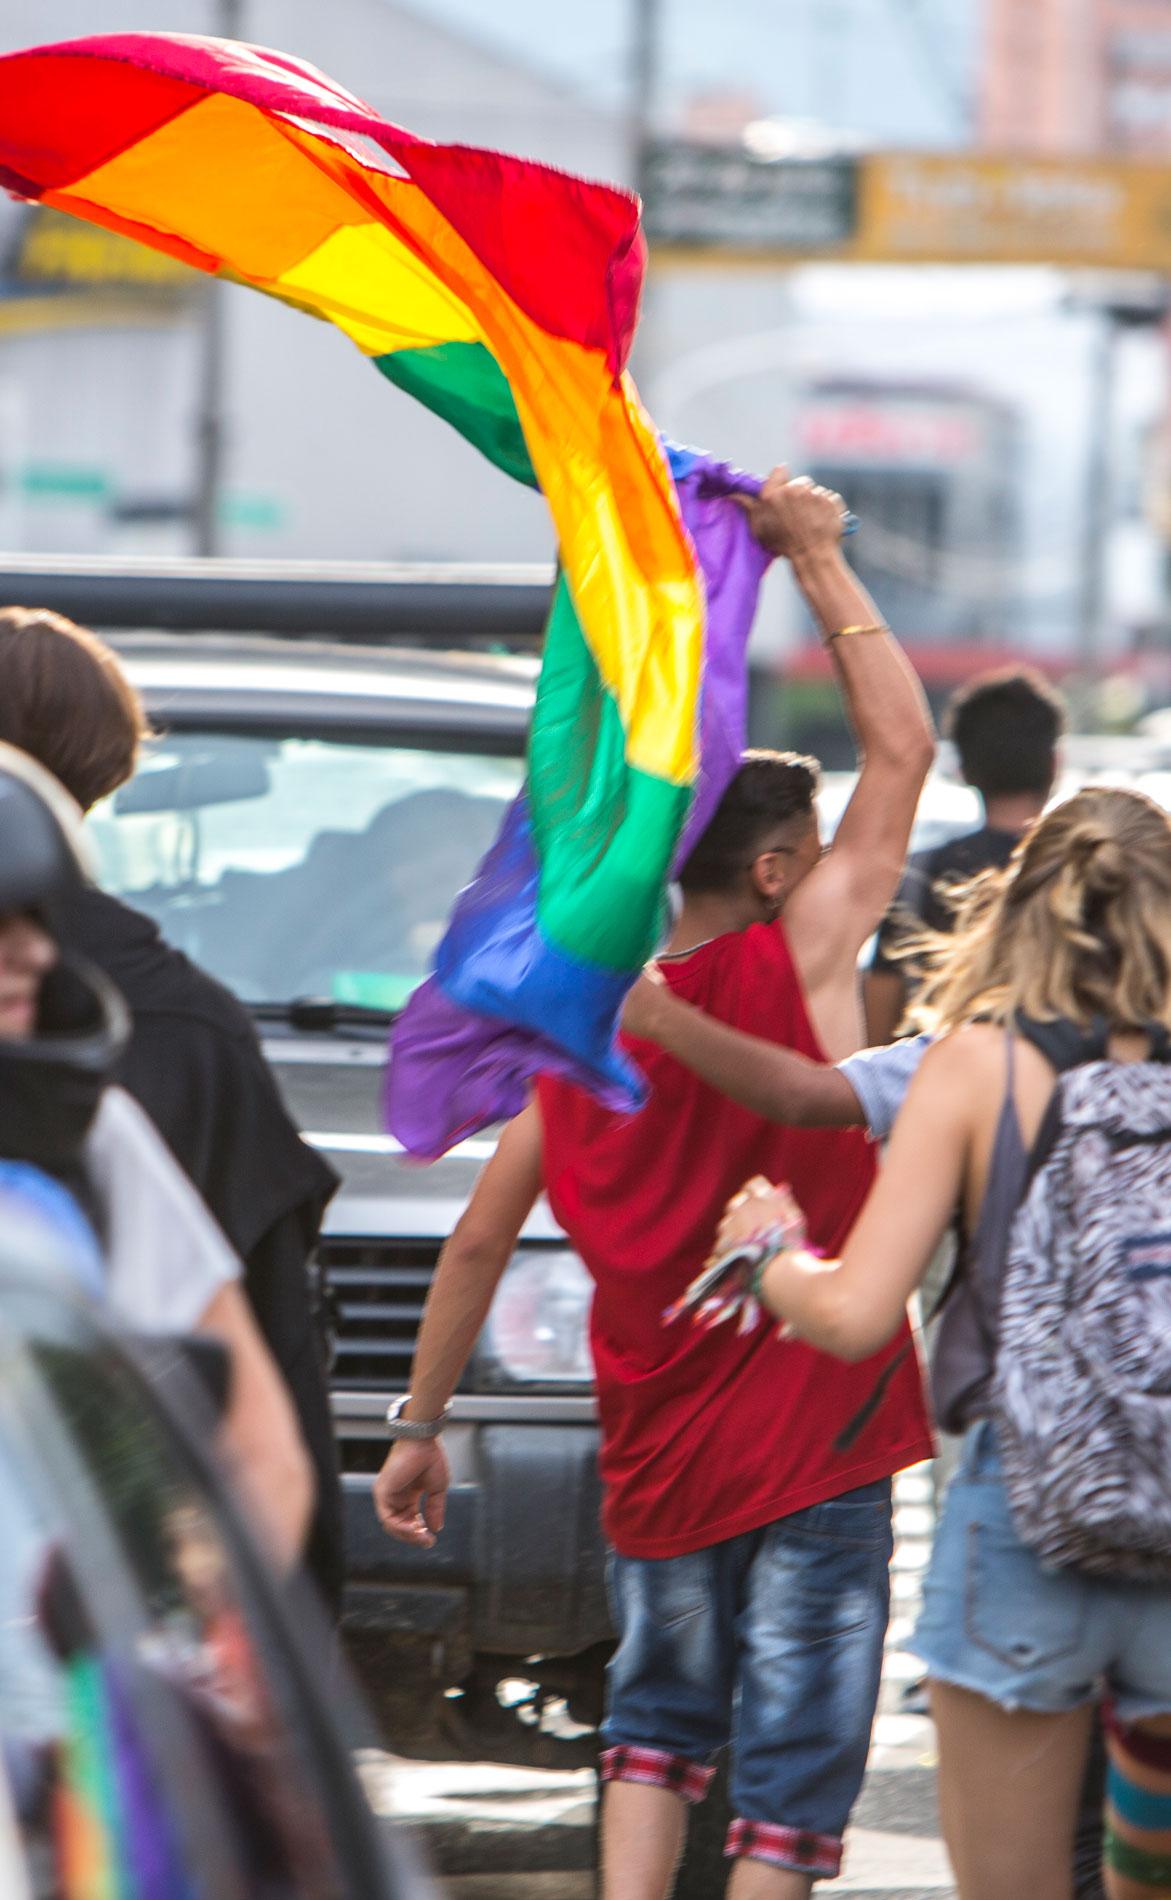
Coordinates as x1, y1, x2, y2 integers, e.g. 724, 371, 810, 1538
715, 1178, 807, 1261
663, 1184, 808, 1337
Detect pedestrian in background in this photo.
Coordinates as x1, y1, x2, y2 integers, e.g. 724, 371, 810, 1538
715, 785, 1171, 1900
0, 606, 345, 1613
864, 667, 1066, 1045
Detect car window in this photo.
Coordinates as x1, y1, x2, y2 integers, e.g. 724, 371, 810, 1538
88, 732, 524, 1009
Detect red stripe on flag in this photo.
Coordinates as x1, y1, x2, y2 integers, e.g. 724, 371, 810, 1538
383, 140, 644, 373
0, 34, 644, 368
0, 51, 198, 193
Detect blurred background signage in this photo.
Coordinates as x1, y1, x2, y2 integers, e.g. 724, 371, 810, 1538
647, 147, 1171, 271
856, 153, 1171, 270
2, 206, 195, 303
642, 140, 857, 250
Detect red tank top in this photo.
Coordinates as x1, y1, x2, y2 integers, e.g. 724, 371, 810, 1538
537, 921, 932, 1558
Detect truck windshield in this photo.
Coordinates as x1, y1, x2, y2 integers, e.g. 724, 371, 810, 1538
88, 730, 524, 1011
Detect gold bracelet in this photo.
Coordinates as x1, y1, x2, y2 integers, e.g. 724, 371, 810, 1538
825, 621, 889, 642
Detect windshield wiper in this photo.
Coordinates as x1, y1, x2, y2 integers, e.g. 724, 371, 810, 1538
248, 997, 397, 1031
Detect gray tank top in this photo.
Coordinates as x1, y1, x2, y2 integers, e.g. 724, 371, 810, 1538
931, 1033, 1030, 1434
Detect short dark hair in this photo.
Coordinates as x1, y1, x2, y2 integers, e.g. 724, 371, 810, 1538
679, 750, 819, 894
0, 607, 149, 811
946, 668, 1066, 800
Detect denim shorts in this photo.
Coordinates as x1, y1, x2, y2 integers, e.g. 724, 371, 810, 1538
912, 1419, 1171, 1721
600, 1480, 893, 1880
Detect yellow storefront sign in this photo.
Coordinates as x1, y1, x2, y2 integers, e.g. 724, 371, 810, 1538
7, 206, 193, 292
650, 149, 1171, 271
855, 152, 1171, 271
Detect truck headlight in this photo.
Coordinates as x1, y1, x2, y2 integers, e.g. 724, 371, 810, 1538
480, 1249, 594, 1386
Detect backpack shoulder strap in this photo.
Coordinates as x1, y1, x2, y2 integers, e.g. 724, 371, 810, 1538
925, 1030, 1021, 1332
1014, 1012, 1109, 1072
1012, 1013, 1111, 1191
1143, 1022, 1171, 1064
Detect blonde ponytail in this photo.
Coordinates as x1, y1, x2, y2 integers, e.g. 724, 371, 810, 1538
917, 788, 1171, 1036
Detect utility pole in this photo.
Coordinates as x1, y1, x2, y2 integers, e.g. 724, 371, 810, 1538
628, 0, 662, 202
1070, 282, 1170, 726
815, 0, 847, 129
193, 0, 243, 556
628, 0, 664, 394
1075, 308, 1115, 724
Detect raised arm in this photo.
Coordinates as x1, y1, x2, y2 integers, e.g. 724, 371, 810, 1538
622, 972, 864, 1126
741, 472, 935, 999
715, 1036, 971, 1360
373, 1102, 544, 1547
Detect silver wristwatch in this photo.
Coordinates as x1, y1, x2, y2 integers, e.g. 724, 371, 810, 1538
385, 1394, 450, 1440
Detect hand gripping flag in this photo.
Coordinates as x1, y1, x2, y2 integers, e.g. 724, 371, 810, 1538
0, 33, 772, 1156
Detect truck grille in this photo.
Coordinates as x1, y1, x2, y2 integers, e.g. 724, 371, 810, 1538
318, 1236, 440, 1389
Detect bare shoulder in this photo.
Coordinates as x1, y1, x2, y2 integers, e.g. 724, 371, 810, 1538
904, 1021, 1006, 1107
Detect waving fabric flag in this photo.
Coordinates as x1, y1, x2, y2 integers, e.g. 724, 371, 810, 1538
389, 449, 770, 1157
0, 33, 771, 1156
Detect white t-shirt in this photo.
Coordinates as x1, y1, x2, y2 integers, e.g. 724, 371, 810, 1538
84, 1086, 240, 1332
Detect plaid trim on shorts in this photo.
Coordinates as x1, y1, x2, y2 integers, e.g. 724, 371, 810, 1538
599, 1744, 714, 1805
726, 1817, 843, 1877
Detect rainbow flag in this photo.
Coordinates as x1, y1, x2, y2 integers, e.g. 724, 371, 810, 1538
54, 1652, 196, 1900
0, 34, 772, 1157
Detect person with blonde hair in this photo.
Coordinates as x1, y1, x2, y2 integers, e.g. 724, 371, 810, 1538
710, 786, 1171, 1900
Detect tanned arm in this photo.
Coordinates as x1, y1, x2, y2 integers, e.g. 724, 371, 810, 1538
622, 973, 864, 1126
715, 1035, 973, 1360
373, 1103, 544, 1548
740, 471, 935, 1054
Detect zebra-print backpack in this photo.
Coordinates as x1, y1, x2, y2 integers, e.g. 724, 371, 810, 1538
995, 1033, 1171, 1581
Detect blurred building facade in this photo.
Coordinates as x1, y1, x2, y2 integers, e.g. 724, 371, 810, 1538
1, 1, 1168, 707
981, 0, 1171, 155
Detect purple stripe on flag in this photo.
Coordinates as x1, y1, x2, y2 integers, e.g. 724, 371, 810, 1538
384, 448, 771, 1157
385, 796, 641, 1159
107, 1663, 197, 1900
671, 452, 770, 863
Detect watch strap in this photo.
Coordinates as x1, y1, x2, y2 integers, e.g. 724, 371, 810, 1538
385, 1395, 450, 1439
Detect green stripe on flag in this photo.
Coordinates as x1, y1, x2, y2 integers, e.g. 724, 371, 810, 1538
67, 1654, 124, 1899
373, 341, 690, 972
374, 341, 537, 488
530, 576, 689, 971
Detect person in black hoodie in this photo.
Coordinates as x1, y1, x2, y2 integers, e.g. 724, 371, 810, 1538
0, 605, 344, 1613
0, 739, 314, 1567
